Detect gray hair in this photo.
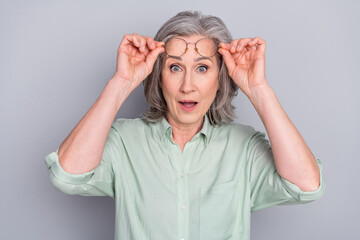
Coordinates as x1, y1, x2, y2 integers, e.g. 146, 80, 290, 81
143, 10, 238, 125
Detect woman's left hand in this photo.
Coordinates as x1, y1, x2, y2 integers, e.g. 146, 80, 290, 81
218, 37, 267, 98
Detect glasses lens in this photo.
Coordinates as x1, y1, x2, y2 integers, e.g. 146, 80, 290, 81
164, 37, 218, 57
165, 38, 187, 57
196, 38, 218, 57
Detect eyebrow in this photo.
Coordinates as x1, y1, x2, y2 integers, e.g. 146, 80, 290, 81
165, 55, 213, 63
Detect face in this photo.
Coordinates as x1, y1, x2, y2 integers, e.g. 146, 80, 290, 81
160, 35, 220, 128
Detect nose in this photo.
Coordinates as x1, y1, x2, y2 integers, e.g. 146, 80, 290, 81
179, 71, 195, 94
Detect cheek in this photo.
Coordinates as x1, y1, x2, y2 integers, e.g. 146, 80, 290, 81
209, 83, 219, 99
207, 73, 220, 93
161, 79, 177, 102
203, 76, 219, 102
161, 71, 183, 96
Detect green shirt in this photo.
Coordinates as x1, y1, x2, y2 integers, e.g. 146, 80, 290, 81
44, 115, 326, 240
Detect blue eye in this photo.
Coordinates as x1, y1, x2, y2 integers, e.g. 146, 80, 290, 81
197, 65, 208, 73
170, 65, 181, 72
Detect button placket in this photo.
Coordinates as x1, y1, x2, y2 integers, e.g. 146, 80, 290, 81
179, 151, 187, 240
177, 137, 197, 240
173, 143, 187, 240
181, 141, 194, 240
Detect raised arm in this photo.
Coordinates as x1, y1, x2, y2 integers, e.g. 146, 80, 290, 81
58, 33, 164, 174
219, 37, 320, 192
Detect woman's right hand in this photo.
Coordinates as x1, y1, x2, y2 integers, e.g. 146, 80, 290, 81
113, 33, 164, 91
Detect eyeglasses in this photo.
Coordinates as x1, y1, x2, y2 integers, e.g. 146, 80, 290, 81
162, 37, 219, 58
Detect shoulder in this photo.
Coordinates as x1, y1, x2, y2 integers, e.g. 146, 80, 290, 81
206, 122, 265, 155
214, 122, 258, 139
111, 118, 150, 133
113, 117, 146, 127
207, 122, 261, 148
110, 118, 162, 147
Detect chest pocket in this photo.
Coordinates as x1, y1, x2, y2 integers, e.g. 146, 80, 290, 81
199, 179, 240, 240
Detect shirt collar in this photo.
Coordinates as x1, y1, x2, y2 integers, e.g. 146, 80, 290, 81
157, 114, 213, 146
158, 116, 172, 140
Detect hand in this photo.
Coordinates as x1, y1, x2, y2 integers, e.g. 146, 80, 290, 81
113, 33, 164, 90
218, 37, 267, 98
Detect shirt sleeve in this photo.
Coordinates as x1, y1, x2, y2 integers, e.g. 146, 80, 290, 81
247, 131, 326, 212
44, 124, 122, 199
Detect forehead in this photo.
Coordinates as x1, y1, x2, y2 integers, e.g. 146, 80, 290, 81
167, 34, 214, 44
162, 34, 219, 63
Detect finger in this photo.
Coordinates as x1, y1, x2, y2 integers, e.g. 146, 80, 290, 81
245, 39, 257, 51
229, 39, 240, 53
231, 38, 253, 53
248, 36, 266, 51
145, 37, 156, 50
133, 34, 147, 53
119, 34, 139, 54
155, 41, 165, 48
145, 37, 164, 50
145, 46, 165, 71
132, 35, 156, 56
143, 38, 163, 56
121, 34, 137, 50
247, 38, 257, 50
142, 47, 150, 57
138, 36, 150, 55
129, 34, 141, 48
218, 48, 236, 72
219, 42, 230, 50
128, 33, 146, 53
236, 38, 253, 52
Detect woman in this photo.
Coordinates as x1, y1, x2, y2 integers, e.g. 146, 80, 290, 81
45, 11, 325, 240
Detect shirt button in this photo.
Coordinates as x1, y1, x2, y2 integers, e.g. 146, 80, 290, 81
181, 205, 185, 210
180, 171, 184, 177
84, 187, 87, 191
180, 238, 185, 240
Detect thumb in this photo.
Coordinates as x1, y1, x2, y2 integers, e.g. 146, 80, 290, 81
145, 46, 164, 72
218, 48, 235, 73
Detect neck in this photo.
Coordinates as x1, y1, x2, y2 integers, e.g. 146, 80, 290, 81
166, 115, 205, 152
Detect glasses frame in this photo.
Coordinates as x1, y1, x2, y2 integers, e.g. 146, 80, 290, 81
162, 37, 219, 58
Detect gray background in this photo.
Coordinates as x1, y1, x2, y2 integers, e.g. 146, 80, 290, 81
1, 0, 358, 239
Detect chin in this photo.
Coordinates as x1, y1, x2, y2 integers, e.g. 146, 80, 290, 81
177, 113, 205, 125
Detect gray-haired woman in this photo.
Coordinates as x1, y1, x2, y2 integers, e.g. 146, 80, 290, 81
45, 10, 325, 240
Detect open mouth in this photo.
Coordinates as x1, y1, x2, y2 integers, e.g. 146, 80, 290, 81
179, 101, 198, 107
179, 101, 198, 111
